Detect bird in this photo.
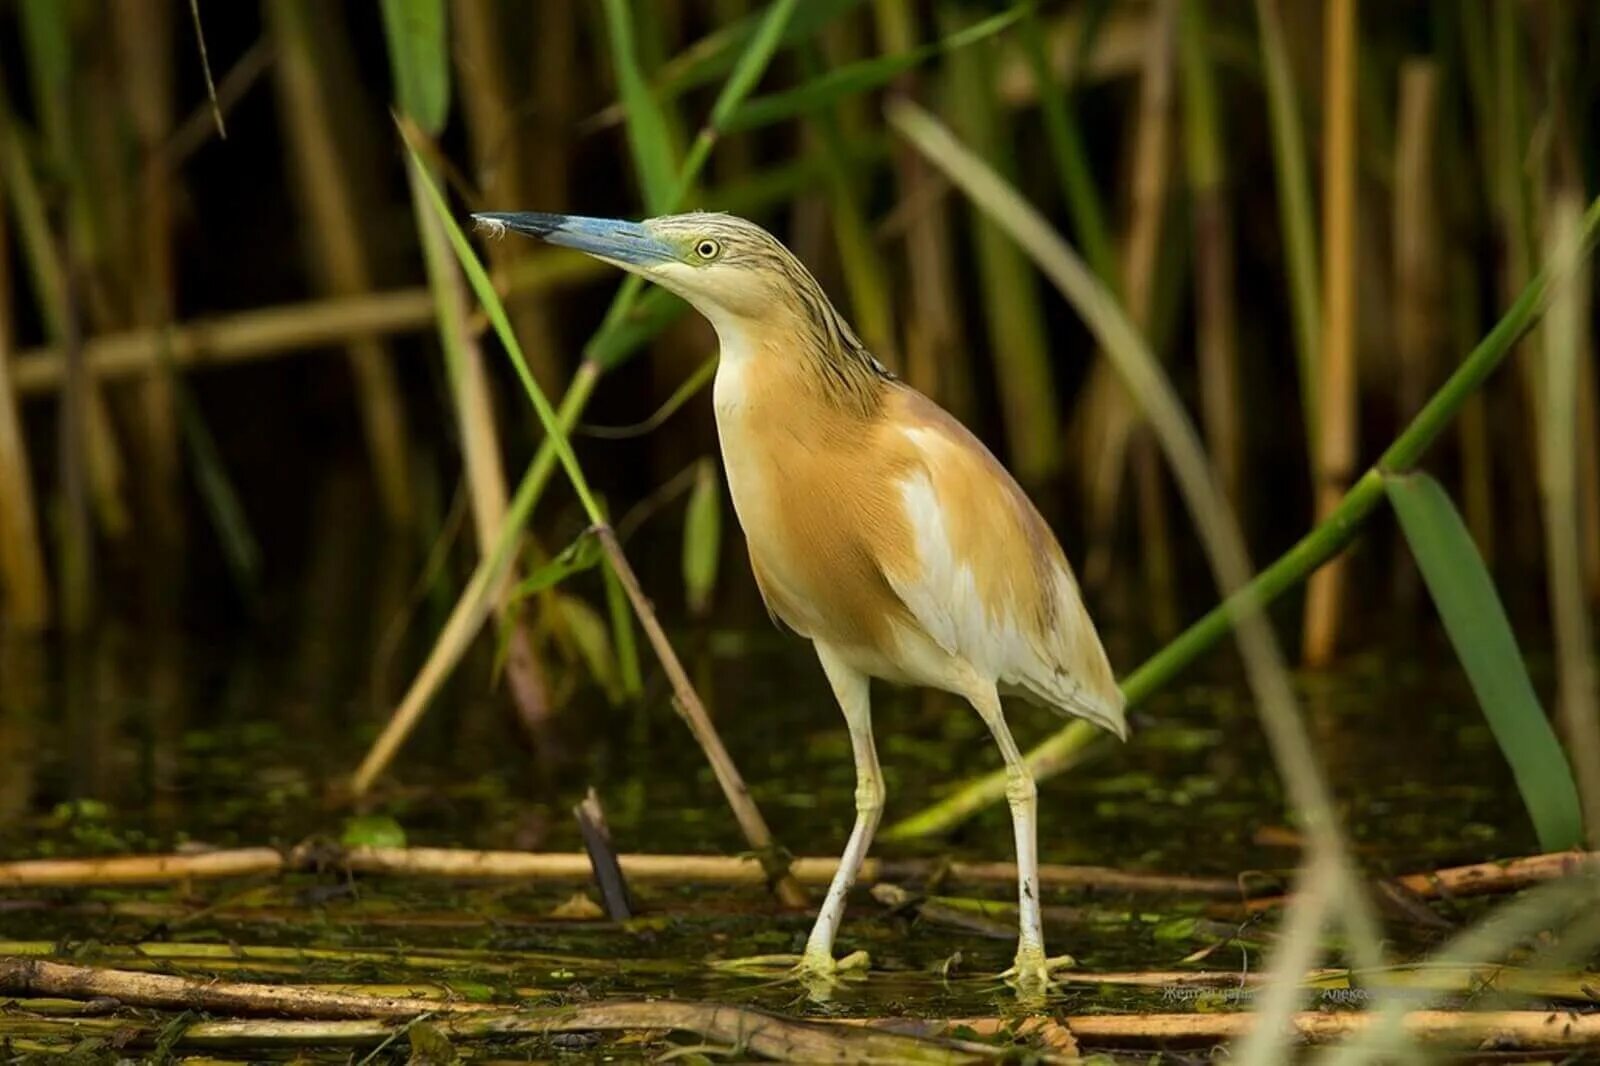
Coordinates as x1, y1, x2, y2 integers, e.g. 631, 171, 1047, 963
474, 209, 1127, 991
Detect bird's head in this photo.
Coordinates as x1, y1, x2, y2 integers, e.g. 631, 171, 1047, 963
473, 210, 811, 335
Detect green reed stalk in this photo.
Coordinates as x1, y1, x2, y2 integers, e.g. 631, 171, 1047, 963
1017, 5, 1116, 289
1252, 0, 1320, 455
885, 189, 1600, 841
1179, 0, 1241, 507
943, 3, 1059, 484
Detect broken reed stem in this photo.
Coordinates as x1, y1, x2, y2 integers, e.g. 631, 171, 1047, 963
594, 525, 805, 909
0, 843, 1237, 895
269, 0, 414, 526
1301, 0, 1358, 667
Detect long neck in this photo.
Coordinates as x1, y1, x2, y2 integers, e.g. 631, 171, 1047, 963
704, 283, 893, 420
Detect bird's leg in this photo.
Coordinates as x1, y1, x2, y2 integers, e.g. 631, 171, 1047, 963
711, 644, 877, 987
796, 644, 881, 981
968, 685, 1075, 992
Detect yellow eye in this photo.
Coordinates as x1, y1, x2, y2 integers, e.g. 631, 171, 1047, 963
694, 238, 721, 260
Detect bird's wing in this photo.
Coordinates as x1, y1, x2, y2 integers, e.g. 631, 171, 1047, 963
878, 390, 1127, 737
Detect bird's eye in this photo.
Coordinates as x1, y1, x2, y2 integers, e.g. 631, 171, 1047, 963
694, 238, 721, 260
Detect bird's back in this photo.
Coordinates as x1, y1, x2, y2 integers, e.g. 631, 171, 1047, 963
876, 389, 1126, 737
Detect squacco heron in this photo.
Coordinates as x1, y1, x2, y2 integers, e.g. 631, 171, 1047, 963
476, 210, 1127, 990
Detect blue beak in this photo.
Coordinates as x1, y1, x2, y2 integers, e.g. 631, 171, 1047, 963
472, 212, 675, 268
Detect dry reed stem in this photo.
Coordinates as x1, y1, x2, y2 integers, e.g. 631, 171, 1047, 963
0, 974, 984, 1061
0, 848, 284, 886
269, 0, 414, 526
1181, 0, 1241, 508
453, 0, 566, 397
1241, 850, 1600, 914
1301, 0, 1358, 666
1393, 60, 1440, 424
0, 844, 1234, 895
0, 189, 49, 629
875, 2, 971, 418
1062, 1010, 1600, 1048
1540, 197, 1600, 847
0, 958, 489, 1020
113, 0, 183, 546
10, 259, 606, 395
1079, 0, 1177, 605
408, 149, 551, 735
9, 967, 1600, 1054
593, 525, 804, 908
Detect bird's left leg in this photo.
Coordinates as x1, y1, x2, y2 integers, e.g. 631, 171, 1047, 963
793, 641, 882, 981
966, 682, 1074, 991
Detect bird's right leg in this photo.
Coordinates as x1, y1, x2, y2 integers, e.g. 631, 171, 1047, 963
709, 642, 880, 989
794, 641, 882, 981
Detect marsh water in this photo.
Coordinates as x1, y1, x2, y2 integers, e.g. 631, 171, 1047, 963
0, 537, 1543, 1057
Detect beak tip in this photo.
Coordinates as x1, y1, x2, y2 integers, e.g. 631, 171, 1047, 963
471, 211, 567, 240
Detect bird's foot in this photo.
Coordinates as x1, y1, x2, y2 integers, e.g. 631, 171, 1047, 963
1000, 946, 1075, 995
709, 949, 871, 987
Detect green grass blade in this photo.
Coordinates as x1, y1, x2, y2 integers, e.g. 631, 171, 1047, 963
1385, 471, 1584, 852
723, 5, 1028, 135
600, 0, 678, 213
379, 0, 450, 134
405, 135, 603, 524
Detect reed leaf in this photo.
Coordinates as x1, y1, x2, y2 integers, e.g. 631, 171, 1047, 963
682, 458, 722, 618
554, 593, 625, 706
624, 0, 862, 112
379, 0, 449, 135
724, 5, 1029, 135
507, 533, 603, 604
601, 0, 678, 214
1395, 474, 1579, 850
